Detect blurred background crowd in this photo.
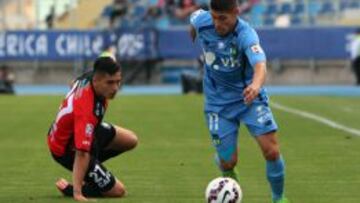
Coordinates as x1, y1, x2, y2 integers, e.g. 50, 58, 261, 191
0, 0, 360, 94
1, 0, 360, 30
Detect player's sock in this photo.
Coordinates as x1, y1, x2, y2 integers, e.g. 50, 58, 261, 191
214, 154, 239, 182
266, 156, 285, 201
59, 184, 73, 197
58, 184, 103, 197
222, 169, 239, 182
82, 184, 103, 197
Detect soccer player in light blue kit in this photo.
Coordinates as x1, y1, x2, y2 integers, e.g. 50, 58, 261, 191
190, 1, 289, 202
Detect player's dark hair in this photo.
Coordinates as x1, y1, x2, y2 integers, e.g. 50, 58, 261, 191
93, 57, 121, 75
210, 0, 238, 12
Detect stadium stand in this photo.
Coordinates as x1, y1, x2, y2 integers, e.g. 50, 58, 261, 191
0, 0, 359, 86
91, 0, 360, 29
55, 0, 112, 29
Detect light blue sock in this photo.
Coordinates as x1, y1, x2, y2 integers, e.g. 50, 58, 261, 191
266, 156, 285, 201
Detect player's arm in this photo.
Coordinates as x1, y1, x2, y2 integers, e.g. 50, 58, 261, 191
73, 91, 96, 201
189, 9, 204, 42
241, 25, 267, 104
73, 150, 91, 201
190, 25, 197, 42
243, 62, 266, 104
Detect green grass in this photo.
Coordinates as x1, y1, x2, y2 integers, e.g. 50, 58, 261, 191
0, 95, 359, 203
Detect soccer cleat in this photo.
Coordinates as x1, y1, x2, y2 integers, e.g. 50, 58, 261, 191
273, 197, 290, 203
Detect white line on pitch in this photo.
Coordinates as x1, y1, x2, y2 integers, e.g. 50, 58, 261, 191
271, 102, 360, 137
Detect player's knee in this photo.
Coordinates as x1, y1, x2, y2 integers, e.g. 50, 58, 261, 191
104, 181, 126, 197
264, 147, 280, 161
127, 131, 138, 150
112, 183, 126, 197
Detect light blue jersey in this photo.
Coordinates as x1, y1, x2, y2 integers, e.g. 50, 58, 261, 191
190, 9, 278, 156
190, 9, 268, 113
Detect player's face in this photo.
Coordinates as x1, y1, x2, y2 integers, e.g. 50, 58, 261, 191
94, 71, 122, 99
211, 9, 238, 36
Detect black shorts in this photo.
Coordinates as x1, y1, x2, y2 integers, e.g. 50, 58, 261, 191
51, 122, 117, 192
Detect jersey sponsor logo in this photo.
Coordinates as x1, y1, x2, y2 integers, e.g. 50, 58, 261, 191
204, 44, 241, 69
85, 123, 94, 137
220, 57, 240, 68
251, 44, 264, 54
205, 51, 216, 66
256, 105, 272, 125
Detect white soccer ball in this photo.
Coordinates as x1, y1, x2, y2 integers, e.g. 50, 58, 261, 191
205, 177, 242, 203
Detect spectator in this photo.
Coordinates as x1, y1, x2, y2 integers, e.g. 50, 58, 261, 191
45, 6, 55, 29
110, 0, 129, 28
0, 65, 15, 94
174, 0, 199, 21
142, 0, 178, 29
350, 28, 360, 85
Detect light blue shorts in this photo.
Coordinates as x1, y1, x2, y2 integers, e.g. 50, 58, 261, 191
205, 101, 278, 161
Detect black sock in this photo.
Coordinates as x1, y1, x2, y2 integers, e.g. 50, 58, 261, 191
60, 184, 103, 197
60, 185, 73, 197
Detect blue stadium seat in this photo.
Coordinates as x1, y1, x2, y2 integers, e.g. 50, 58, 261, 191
308, 1, 322, 16
349, 0, 360, 8
339, 0, 349, 11
251, 3, 266, 15
319, 1, 335, 14
249, 4, 266, 26
280, 3, 292, 14
265, 3, 278, 15
293, 2, 305, 15
133, 5, 146, 17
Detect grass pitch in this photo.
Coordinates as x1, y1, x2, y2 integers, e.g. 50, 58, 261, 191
0, 95, 359, 203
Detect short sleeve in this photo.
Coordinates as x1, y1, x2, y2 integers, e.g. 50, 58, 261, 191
190, 9, 206, 30
241, 27, 266, 67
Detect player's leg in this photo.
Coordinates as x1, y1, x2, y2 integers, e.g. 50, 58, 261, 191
206, 112, 240, 181
96, 122, 138, 162
353, 56, 360, 85
52, 152, 103, 198
242, 101, 288, 202
256, 132, 288, 203
105, 125, 138, 153
56, 160, 126, 198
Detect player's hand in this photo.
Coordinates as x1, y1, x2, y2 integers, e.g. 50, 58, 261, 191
243, 83, 260, 104
74, 193, 88, 202
74, 193, 96, 202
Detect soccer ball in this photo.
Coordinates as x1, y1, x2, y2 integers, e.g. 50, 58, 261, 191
205, 177, 242, 203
